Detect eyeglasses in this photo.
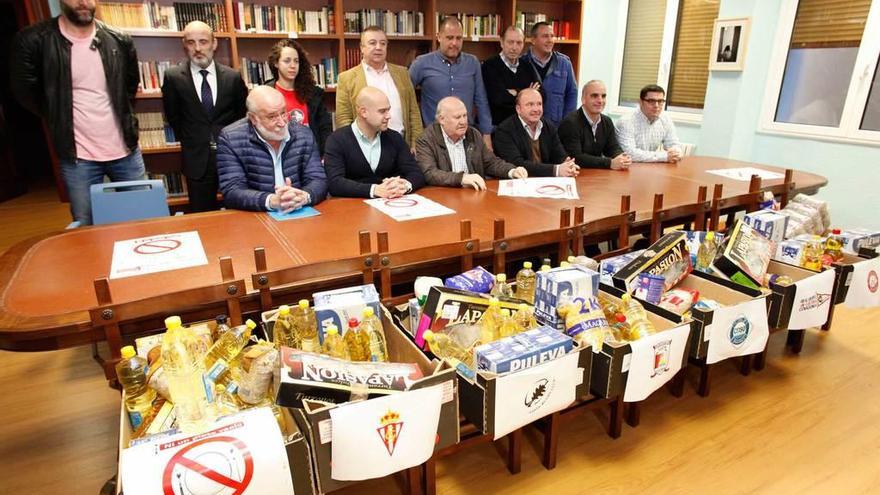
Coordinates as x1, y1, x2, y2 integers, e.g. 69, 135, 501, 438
642, 98, 666, 105
259, 111, 290, 124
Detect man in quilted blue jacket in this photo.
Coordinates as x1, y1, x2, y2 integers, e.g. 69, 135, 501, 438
217, 86, 328, 212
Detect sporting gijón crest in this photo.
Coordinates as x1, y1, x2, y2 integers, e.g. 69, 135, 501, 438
377, 410, 404, 456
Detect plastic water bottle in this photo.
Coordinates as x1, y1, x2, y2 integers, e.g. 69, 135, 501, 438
161, 316, 215, 433
115, 345, 156, 429
515, 262, 537, 303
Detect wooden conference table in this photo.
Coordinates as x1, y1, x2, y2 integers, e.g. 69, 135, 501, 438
0, 157, 826, 352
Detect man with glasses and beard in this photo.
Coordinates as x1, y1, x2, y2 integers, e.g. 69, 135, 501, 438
615, 84, 682, 163
216, 86, 328, 212
162, 21, 247, 212
11, 0, 145, 225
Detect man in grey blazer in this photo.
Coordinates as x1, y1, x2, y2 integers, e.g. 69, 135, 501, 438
415, 97, 527, 190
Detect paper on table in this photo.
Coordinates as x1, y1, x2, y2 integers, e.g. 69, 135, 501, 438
110, 231, 208, 279
268, 206, 321, 221
497, 177, 579, 199
706, 167, 785, 181
364, 194, 455, 222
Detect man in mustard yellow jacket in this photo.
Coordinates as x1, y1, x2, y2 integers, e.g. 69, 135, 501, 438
335, 26, 423, 150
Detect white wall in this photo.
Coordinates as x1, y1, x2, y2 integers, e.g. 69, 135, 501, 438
580, 0, 880, 230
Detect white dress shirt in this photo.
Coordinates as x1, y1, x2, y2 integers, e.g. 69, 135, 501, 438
583, 108, 601, 139
253, 127, 294, 210
363, 62, 404, 136
615, 110, 681, 163
190, 61, 217, 106
500, 52, 519, 73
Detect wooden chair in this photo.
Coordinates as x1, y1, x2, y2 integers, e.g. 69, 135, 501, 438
377, 219, 476, 305
761, 168, 795, 208
492, 208, 575, 274
89, 256, 245, 384
709, 177, 763, 232
580, 195, 635, 261
649, 186, 710, 243
252, 231, 376, 311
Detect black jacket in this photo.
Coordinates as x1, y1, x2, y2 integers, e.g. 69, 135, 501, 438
162, 62, 247, 179
323, 125, 425, 198
10, 18, 139, 161
492, 115, 566, 177
481, 54, 542, 126
264, 79, 332, 156
557, 109, 624, 169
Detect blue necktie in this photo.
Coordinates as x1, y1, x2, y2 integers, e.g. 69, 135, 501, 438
200, 69, 214, 114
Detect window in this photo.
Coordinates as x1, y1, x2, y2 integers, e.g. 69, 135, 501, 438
616, 0, 720, 114
762, 0, 880, 143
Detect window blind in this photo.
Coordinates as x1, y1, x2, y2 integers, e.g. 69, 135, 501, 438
790, 0, 871, 48
620, 0, 667, 104
667, 0, 719, 109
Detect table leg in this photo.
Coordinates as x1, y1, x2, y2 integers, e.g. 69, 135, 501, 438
740, 355, 753, 376
507, 428, 522, 474
625, 402, 641, 427
422, 455, 436, 495
608, 396, 623, 439
698, 362, 712, 397
541, 412, 560, 470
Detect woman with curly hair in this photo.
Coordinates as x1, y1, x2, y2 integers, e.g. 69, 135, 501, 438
265, 39, 333, 155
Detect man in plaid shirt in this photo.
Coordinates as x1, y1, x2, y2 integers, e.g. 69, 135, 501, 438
615, 84, 682, 163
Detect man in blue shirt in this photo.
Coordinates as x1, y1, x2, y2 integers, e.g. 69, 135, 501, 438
525, 22, 577, 127
410, 16, 495, 151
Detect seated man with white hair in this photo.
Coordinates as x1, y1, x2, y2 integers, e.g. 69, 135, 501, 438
415, 96, 527, 190
217, 85, 328, 212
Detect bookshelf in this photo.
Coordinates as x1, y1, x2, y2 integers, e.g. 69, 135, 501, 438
92, 0, 583, 208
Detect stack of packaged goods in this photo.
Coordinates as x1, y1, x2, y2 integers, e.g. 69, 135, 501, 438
121, 315, 287, 446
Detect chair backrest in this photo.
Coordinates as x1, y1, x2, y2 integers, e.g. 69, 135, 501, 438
759, 168, 795, 208
252, 232, 376, 311
709, 177, 762, 232
680, 143, 696, 157
90, 180, 170, 225
377, 220, 476, 305
650, 186, 710, 243
492, 208, 575, 274
89, 256, 244, 382
581, 195, 636, 261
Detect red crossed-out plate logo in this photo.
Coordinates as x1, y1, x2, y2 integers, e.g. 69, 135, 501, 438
384, 197, 419, 208
535, 184, 566, 196
134, 238, 182, 255
162, 436, 254, 495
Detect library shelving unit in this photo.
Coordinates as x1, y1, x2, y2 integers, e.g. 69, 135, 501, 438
92, 0, 583, 208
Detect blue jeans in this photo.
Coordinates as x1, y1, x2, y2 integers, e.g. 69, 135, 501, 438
59, 148, 147, 226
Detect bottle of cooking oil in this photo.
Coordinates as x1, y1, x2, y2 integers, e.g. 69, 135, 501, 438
491, 273, 513, 297
621, 294, 655, 340
423, 330, 473, 367
824, 229, 844, 264
513, 303, 538, 330
478, 297, 502, 344
213, 383, 241, 417
116, 345, 157, 429
361, 306, 388, 362
515, 261, 537, 303
695, 231, 718, 273
498, 309, 521, 338
274, 305, 298, 349
161, 316, 215, 433
321, 324, 348, 359
802, 236, 824, 271
344, 317, 367, 361
205, 319, 255, 383
294, 299, 320, 353
214, 314, 232, 341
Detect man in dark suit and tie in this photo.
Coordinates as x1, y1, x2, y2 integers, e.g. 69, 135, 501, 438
162, 21, 247, 212
492, 88, 579, 177
323, 86, 425, 198
558, 80, 631, 170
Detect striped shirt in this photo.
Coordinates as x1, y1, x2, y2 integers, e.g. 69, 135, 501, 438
615, 110, 681, 163
442, 128, 469, 174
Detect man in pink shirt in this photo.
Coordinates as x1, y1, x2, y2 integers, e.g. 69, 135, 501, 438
11, 0, 144, 225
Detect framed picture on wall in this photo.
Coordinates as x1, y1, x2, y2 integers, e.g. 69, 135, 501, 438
709, 17, 751, 71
